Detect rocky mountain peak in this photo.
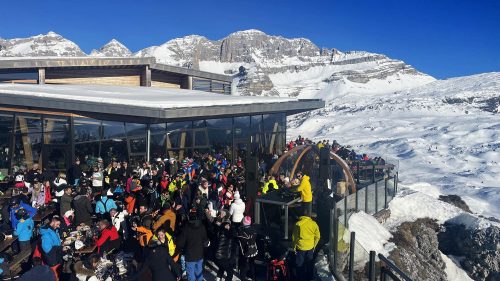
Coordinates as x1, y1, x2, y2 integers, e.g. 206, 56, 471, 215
90, 39, 132, 57
0, 31, 85, 57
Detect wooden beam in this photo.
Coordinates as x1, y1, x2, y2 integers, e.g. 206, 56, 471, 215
38, 68, 45, 85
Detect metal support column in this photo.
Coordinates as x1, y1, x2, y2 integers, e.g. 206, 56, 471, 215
332, 207, 339, 275
284, 205, 289, 240
146, 127, 151, 163
348, 231, 356, 281
375, 181, 379, 213
368, 251, 376, 281
344, 195, 348, 227
384, 178, 388, 209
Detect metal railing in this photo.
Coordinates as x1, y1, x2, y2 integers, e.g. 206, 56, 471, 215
328, 166, 412, 281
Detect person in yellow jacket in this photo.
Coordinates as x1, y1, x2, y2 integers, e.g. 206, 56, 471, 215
168, 174, 186, 194
295, 172, 312, 214
152, 228, 179, 262
291, 208, 320, 281
262, 176, 278, 194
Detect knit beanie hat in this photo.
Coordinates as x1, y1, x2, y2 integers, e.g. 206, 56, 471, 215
243, 216, 251, 226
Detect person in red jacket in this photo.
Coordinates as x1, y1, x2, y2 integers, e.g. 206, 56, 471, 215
95, 219, 120, 255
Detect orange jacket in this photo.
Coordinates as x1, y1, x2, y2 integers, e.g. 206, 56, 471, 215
136, 226, 152, 247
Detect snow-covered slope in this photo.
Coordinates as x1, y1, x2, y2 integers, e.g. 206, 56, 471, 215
289, 72, 500, 219
90, 39, 132, 57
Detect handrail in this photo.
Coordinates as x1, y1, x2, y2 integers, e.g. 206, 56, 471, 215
378, 253, 413, 281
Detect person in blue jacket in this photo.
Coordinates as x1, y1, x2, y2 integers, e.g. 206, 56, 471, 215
40, 216, 63, 273
14, 208, 34, 252
9, 197, 37, 229
95, 190, 117, 216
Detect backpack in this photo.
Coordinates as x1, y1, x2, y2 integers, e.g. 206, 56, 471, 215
239, 229, 258, 258
99, 197, 110, 212
267, 259, 288, 281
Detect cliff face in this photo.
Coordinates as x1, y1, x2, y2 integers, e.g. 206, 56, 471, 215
0, 30, 434, 97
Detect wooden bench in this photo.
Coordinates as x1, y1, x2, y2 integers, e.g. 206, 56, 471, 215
0, 237, 18, 253
7, 249, 31, 279
33, 206, 55, 222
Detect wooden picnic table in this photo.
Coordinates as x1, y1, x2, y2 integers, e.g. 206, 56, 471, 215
0, 187, 13, 200
75, 244, 97, 255
33, 206, 55, 222
0, 236, 18, 252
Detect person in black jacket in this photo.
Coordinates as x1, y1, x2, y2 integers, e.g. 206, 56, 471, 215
72, 190, 93, 226
214, 221, 238, 281
176, 212, 209, 281
67, 158, 83, 186
238, 216, 258, 281
135, 241, 181, 281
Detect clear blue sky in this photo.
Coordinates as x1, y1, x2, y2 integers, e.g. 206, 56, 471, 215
1, 0, 498, 79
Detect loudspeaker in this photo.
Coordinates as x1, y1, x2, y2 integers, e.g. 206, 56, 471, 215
245, 156, 259, 199
319, 147, 330, 182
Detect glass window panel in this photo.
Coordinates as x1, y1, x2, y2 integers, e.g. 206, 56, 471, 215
234, 116, 250, 129
223, 84, 231, 95
100, 139, 128, 163
208, 128, 232, 156
74, 118, 101, 142
263, 113, 283, 132
167, 121, 192, 131
211, 82, 225, 93
167, 131, 192, 149
0, 114, 14, 134
194, 129, 209, 147
0, 71, 37, 82
43, 117, 69, 132
44, 147, 68, 172
74, 142, 100, 167
192, 79, 211, 92
150, 134, 166, 160
102, 121, 126, 139
15, 115, 42, 134
126, 123, 147, 136
234, 116, 250, 139
193, 120, 206, 128
44, 131, 69, 144
129, 137, 147, 154
12, 133, 42, 170
206, 118, 232, 129
150, 123, 166, 134
0, 134, 10, 170
250, 115, 263, 134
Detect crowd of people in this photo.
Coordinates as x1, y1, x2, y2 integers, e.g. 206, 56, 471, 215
0, 143, 321, 281
0, 136, 385, 281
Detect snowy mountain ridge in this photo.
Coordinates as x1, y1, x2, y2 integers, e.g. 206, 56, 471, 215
0, 31, 435, 98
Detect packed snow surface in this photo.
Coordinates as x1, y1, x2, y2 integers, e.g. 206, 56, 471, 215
289, 72, 500, 219
0, 83, 297, 108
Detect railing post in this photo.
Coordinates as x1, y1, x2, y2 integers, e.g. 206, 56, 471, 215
348, 232, 355, 281
375, 181, 378, 212
355, 189, 358, 212
372, 163, 376, 183
365, 183, 369, 212
344, 195, 348, 227
395, 171, 399, 194
356, 162, 360, 184
332, 207, 339, 275
368, 251, 376, 281
384, 178, 388, 209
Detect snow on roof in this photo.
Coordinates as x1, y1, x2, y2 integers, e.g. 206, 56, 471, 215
0, 83, 295, 108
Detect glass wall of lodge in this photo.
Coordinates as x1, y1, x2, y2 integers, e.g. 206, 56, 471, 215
0, 111, 286, 173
